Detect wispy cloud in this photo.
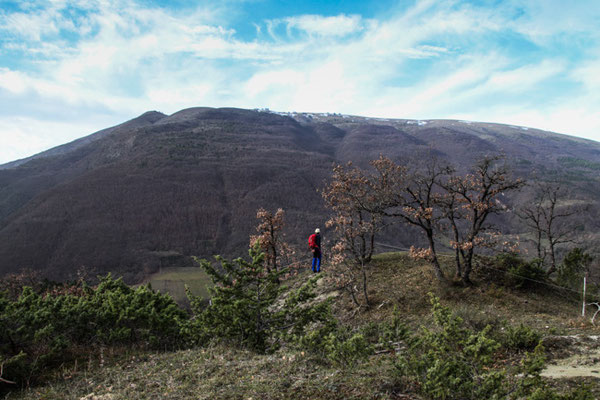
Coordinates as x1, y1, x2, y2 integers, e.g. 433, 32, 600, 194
0, 0, 599, 163
282, 14, 363, 37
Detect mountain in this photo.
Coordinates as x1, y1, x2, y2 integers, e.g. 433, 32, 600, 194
1, 107, 599, 282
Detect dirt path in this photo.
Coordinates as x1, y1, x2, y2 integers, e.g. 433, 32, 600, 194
541, 335, 600, 379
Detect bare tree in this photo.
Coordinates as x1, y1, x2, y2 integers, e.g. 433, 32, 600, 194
369, 156, 452, 283
518, 183, 580, 276
437, 184, 466, 279
322, 162, 385, 308
518, 190, 545, 262
324, 155, 522, 287
442, 156, 525, 285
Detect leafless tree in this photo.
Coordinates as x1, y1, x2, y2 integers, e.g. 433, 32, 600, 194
517, 183, 581, 276
437, 184, 466, 279
441, 156, 525, 285
369, 156, 453, 283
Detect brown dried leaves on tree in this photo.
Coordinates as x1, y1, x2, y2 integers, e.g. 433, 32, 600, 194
322, 161, 385, 308
250, 208, 298, 280
441, 156, 525, 284
324, 154, 524, 287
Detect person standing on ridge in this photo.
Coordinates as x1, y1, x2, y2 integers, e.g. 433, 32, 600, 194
308, 228, 322, 273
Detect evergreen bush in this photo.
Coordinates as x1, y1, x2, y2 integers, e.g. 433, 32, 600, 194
0, 275, 186, 388
395, 294, 591, 400
186, 244, 333, 353
557, 248, 592, 290
297, 324, 373, 366
501, 323, 542, 352
494, 253, 547, 289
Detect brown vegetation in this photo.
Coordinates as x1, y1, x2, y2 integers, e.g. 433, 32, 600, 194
0, 108, 599, 282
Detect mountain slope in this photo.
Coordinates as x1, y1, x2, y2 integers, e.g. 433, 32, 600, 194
1, 108, 599, 282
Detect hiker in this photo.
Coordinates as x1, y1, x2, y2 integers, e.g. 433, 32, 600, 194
308, 228, 322, 273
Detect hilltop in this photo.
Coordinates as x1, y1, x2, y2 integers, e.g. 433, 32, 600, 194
0, 107, 599, 282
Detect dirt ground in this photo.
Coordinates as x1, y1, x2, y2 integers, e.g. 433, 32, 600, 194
541, 335, 600, 379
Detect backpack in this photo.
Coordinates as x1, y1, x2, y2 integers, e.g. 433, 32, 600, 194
308, 233, 317, 249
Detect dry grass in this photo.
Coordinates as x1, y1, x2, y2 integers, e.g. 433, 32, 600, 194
143, 267, 213, 305
326, 251, 598, 336
10, 346, 402, 400
6, 252, 600, 400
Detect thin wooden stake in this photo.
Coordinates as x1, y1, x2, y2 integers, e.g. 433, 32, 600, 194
582, 276, 587, 317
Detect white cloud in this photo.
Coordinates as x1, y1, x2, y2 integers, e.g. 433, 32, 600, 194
283, 14, 363, 37
505, 0, 600, 43
483, 60, 565, 92
245, 69, 304, 98
0, 116, 120, 164
453, 104, 600, 142
3, 10, 60, 41
0, 68, 29, 93
1, 0, 600, 164
571, 58, 600, 91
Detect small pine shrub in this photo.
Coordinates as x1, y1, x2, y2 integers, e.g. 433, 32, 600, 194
557, 248, 592, 290
494, 253, 547, 289
0, 275, 186, 389
297, 325, 372, 367
379, 308, 410, 345
186, 243, 333, 353
396, 294, 507, 399
501, 323, 542, 352
359, 307, 409, 349
324, 330, 372, 367
395, 294, 592, 400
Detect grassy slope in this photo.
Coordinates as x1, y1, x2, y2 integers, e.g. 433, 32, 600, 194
19, 346, 399, 400
144, 267, 212, 305
9, 252, 600, 400
342, 253, 587, 333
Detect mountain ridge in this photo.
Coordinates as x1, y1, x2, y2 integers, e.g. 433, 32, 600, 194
1, 107, 598, 282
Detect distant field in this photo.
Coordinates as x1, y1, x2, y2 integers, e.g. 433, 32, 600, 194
145, 267, 212, 305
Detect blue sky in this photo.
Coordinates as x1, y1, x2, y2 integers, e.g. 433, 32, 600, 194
1, 0, 599, 163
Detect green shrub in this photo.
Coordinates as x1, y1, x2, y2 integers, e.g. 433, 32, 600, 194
395, 294, 591, 400
296, 325, 373, 367
501, 323, 541, 352
186, 244, 333, 353
378, 308, 410, 347
324, 331, 372, 367
494, 253, 546, 289
0, 275, 186, 389
359, 308, 408, 349
396, 294, 507, 399
557, 248, 592, 290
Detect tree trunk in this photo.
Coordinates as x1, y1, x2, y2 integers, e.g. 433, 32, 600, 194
454, 248, 462, 279
461, 248, 474, 285
426, 230, 447, 283
361, 262, 370, 308
450, 221, 462, 278
536, 229, 543, 262
546, 239, 557, 276
348, 284, 360, 307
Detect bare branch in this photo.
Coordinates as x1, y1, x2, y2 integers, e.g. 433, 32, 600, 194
587, 303, 600, 325
0, 363, 16, 385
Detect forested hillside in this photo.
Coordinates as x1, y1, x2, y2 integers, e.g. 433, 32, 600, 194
0, 107, 599, 282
